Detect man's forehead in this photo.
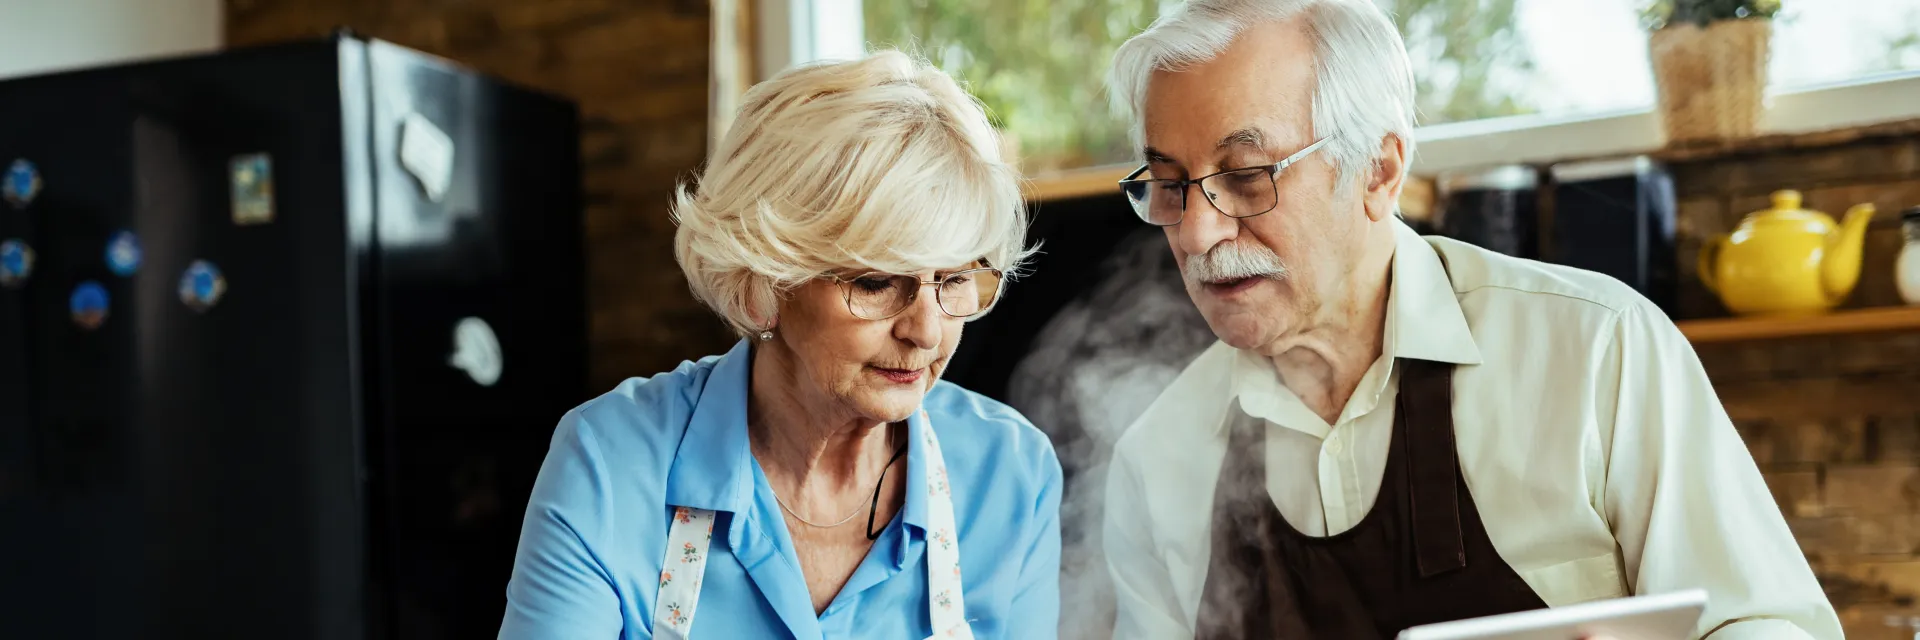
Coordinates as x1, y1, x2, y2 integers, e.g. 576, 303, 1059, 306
1137, 19, 1318, 159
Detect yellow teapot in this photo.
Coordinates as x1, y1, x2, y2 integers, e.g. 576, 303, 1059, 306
1698, 190, 1875, 316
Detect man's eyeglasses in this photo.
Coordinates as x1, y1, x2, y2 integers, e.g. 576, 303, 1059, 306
1118, 137, 1332, 226
831, 267, 1004, 320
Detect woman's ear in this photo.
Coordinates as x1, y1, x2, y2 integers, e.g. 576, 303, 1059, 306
741, 279, 780, 332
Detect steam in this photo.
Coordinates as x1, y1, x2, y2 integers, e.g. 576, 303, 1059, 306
1005, 228, 1217, 639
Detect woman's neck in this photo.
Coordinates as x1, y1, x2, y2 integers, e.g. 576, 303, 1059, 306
747, 342, 898, 500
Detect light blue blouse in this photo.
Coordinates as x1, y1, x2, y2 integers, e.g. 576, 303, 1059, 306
498, 340, 1063, 639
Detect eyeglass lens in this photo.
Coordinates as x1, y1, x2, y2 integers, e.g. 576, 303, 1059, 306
1121, 166, 1277, 225
844, 269, 1002, 320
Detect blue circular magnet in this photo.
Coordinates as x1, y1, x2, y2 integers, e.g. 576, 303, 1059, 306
178, 259, 226, 313
70, 280, 109, 330
0, 239, 31, 288
105, 230, 142, 277
3, 159, 42, 210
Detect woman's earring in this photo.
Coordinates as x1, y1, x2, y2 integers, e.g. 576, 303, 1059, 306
758, 329, 774, 342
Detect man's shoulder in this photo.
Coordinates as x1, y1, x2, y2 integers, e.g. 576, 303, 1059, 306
1424, 235, 1685, 359
1425, 234, 1645, 318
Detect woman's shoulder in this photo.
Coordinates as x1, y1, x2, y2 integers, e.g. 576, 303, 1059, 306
922, 381, 1061, 486
560, 354, 730, 473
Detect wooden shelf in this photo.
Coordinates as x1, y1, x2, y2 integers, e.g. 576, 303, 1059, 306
1021, 164, 1132, 203
1677, 306, 1920, 344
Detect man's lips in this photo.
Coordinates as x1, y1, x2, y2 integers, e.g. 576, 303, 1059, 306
1202, 275, 1264, 295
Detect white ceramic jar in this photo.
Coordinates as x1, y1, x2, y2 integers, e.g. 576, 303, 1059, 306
1900, 207, 1920, 305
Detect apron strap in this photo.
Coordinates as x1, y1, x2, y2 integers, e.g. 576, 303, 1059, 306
919, 410, 976, 639
1399, 358, 1468, 578
651, 506, 718, 640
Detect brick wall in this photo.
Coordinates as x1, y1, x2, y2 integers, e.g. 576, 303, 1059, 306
1673, 129, 1920, 639
226, 0, 737, 392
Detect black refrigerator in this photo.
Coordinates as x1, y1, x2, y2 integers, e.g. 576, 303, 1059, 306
0, 34, 589, 639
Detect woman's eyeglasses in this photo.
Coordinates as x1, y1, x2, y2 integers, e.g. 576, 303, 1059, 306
1118, 136, 1332, 226
832, 267, 1003, 320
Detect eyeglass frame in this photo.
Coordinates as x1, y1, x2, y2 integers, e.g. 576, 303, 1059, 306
828, 266, 1005, 321
1117, 136, 1334, 227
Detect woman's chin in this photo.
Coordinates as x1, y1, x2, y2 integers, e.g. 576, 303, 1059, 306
847, 387, 928, 424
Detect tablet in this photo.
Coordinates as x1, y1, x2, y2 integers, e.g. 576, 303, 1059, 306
1396, 589, 1708, 640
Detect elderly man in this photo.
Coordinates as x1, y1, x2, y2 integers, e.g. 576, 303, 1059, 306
1098, 0, 1842, 638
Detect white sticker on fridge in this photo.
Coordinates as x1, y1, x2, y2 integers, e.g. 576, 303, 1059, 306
399, 112, 455, 202
449, 316, 502, 387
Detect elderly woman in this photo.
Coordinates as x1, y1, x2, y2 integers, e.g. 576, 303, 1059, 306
498, 50, 1062, 640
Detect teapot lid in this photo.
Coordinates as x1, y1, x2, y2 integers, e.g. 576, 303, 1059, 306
1768, 190, 1805, 212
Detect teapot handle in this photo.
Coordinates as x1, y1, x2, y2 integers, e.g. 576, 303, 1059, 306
1697, 234, 1727, 294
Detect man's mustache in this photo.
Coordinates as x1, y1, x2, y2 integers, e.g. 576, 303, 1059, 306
1184, 241, 1289, 284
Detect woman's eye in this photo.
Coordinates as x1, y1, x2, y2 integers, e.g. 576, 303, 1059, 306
853, 277, 894, 292
946, 275, 972, 286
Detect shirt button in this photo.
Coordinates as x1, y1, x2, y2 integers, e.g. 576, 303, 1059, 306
1325, 436, 1344, 455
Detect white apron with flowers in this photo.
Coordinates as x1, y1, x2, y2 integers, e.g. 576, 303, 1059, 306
651, 411, 974, 640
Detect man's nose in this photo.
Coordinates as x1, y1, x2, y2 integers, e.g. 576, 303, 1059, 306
1176, 187, 1240, 261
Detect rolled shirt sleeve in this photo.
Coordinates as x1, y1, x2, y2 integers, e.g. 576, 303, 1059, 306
1598, 301, 1843, 639
499, 412, 626, 639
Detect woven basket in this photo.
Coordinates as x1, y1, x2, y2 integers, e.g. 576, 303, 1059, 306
1649, 18, 1772, 144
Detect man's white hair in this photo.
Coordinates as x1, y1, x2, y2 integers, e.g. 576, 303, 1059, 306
673, 50, 1034, 336
1108, 0, 1417, 184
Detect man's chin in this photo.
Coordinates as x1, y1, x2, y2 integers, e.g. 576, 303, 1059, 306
1196, 302, 1290, 352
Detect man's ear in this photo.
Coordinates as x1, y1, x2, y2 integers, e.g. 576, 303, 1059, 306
1363, 134, 1407, 223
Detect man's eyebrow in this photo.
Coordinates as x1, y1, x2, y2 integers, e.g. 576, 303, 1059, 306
1217, 127, 1265, 150
1142, 146, 1175, 164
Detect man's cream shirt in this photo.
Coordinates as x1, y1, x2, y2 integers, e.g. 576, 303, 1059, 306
1104, 219, 1842, 640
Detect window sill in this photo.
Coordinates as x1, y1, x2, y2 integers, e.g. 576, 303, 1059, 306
1022, 70, 1920, 204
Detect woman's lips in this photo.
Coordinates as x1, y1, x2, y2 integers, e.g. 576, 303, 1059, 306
870, 366, 924, 384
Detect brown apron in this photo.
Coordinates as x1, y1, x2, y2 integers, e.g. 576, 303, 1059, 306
1196, 358, 1548, 639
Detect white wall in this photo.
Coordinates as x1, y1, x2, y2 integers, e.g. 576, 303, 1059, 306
0, 0, 222, 81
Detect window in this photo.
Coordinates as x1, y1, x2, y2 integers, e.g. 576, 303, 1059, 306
843, 0, 1920, 175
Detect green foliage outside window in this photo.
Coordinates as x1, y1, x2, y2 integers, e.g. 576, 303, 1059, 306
863, 0, 1537, 173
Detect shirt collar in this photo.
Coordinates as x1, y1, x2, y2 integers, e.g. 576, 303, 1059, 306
901, 409, 931, 532
665, 339, 756, 514
1388, 218, 1482, 366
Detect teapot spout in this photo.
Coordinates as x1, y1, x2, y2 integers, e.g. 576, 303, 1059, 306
1821, 203, 1876, 305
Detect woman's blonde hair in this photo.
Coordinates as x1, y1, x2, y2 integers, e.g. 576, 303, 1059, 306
672, 49, 1034, 337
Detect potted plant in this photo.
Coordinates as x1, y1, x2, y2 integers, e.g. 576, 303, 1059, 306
1643, 0, 1782, 144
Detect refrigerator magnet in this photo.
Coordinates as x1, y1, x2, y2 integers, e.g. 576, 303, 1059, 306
448, 316, 503, 387
0, 239, 32, 288
70, 281, 109, 330
399, 112, 455, 202
3, 159, 41, 210
230, 153, 275, 225
178, 259, 227, 313
106, 231, 142, 277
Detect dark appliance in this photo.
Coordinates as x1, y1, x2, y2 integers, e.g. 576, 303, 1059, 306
1435, 164, 1540, 259
0, 34, 587, 639
1542, 156, 1680, 314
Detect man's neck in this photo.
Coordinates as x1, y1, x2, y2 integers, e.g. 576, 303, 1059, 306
1263, 227, 1397, 425
746, 344, 898, 503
